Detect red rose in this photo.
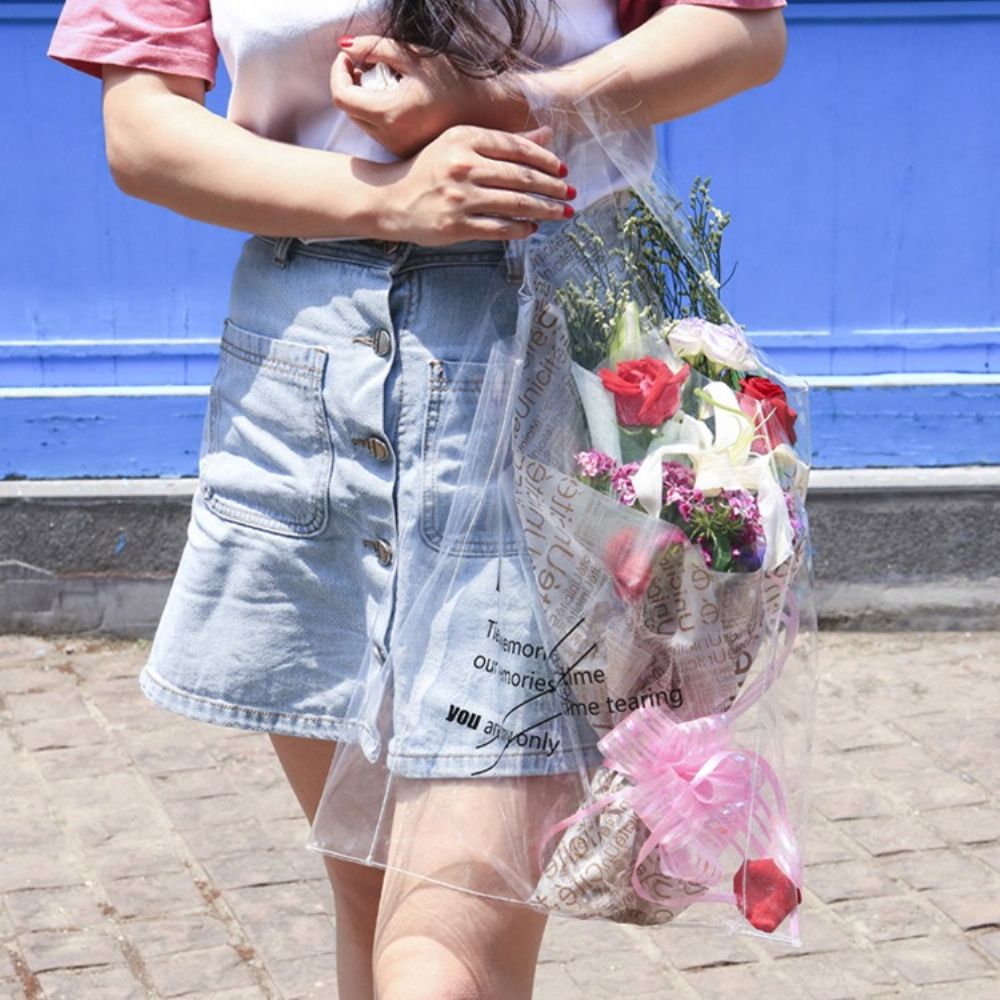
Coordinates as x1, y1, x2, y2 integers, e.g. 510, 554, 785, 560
738, 376, 798, 451
603, 526, 681, 602
599, 358, 689, 428
732, 858, 802, 933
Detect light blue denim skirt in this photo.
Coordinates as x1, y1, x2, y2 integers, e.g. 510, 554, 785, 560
138, 233, 576, 778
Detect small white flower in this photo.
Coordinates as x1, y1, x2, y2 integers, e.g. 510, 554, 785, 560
700, 269, 721, 290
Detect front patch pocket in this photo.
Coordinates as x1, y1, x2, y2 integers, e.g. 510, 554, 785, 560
199, 319, 333, 537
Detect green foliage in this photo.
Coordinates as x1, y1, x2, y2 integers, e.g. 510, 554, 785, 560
554, 177, 734, 369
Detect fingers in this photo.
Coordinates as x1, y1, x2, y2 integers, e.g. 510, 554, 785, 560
461, 125, 565, 179
468, 188, 573, 224
471, 158, 575, 202
454, 216, 540, 242
340, 35, 413, 75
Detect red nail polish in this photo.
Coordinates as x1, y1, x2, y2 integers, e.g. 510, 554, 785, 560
338, 35, 354, 47
558, 162, 569, 178
566, 184, 577, 199
563, 204, 575, 218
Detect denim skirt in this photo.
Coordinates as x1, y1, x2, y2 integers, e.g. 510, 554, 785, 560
138, 233, 574, 778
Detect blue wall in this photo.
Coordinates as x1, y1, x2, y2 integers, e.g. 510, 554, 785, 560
1, 1, 998, 476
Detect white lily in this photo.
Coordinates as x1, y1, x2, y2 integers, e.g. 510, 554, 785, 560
630, 381, 803, 571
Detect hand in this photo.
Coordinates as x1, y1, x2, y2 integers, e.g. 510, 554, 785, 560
375, 123, 575, 246
330, 36, 532, 159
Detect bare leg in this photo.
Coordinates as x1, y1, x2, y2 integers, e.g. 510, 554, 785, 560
270, 734, 385, 1000
371, 776, 569, 1000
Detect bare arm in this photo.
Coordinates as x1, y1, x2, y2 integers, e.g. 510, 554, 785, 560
337, 8, 787, 155
100, 66, 573, 243
505, 6, 788, 130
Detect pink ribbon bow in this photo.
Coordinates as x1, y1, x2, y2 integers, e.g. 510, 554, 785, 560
541, 593, 803, 931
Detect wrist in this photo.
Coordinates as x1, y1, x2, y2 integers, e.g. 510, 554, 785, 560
475, 73, 539, 132
345, 158, 408, 240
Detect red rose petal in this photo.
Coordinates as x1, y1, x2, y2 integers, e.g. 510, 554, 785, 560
732, 858, 802, 933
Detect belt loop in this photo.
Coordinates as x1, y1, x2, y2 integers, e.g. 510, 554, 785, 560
503, 239, 526, 284
273, 236, 297, 268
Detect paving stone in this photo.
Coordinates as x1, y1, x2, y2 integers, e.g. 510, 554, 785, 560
685, 960, 804, 998
830, 895, 941, 942
18, 928, 123, 973
977, 929, 1000, 963
803, 819, 866, 865
266, 952, 338, 999
878, 849, 998, 891
565, 949, 681, 997
835, 815, 947, 856
148, 766, 236, 802
0, 856, 83, 894
85, 835, 187, 880
924, 806, 1000, 846
774, 951, 903, 999
16, 715, 109, 752
200, 850, 303, 891
805, 861, 899, 904
3, 885, 109, 932
145, 944, 259, 997
878, 934, 994, 985
178, 819, 275, 861
649, 922, 761, 969
533, 961, 588, 1000
4, 688, 89, 723
911, 980, 1000, 1000
122, 913, 231, 958
103, 871, 208, 919
35, 965, 147, 1000
812, 786, 897, 822
239, 911, 337, 964
928, 890, 1000, 931
0, 664, 73, 695
539, 916, 641, 963
222, 883, 328, 927
162, 794, 256, 831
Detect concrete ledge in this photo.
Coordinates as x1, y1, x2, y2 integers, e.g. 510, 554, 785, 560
2, 471, 997, 635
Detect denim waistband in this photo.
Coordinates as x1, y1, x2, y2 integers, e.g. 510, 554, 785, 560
254, 234, 525, 281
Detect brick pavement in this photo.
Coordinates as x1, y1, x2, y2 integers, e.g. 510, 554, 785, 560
0, 631, 997, 999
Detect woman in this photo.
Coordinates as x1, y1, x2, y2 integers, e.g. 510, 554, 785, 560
48, 2, 789, 997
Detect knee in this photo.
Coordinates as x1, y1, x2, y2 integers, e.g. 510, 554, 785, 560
374, 939, 483, 1000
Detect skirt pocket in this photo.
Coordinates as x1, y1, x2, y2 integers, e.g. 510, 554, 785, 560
199, 318, 333, 537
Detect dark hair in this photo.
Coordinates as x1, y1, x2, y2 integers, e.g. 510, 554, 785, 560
382, 0, 560, 77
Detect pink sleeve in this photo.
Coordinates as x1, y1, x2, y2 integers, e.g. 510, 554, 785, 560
47, 0, 218, 90
617, 0, 787, 35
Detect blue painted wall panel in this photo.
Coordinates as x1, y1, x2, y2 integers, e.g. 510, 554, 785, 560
1, 1, 998, 476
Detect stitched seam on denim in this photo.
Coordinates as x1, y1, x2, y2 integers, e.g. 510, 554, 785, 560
142, 663, 363, 729
219, 338, 324, 383
419, 360, 519, 558
202, 346, 331, 535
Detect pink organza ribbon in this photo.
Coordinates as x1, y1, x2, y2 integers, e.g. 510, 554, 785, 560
541, 591, 802, 927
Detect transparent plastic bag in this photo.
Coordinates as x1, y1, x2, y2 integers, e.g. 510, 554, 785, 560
308, 63, 818, 943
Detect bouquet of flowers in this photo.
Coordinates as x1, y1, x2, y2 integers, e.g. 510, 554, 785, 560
308, 75, 817, 945
511, 181, 813, 932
